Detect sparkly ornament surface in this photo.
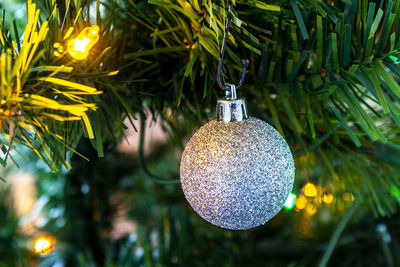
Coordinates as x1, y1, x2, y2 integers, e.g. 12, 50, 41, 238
180, 117, 295, 230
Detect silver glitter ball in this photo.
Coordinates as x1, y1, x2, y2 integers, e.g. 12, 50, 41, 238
180, 117, 295, 230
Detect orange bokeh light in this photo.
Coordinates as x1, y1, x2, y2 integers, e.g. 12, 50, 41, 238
34, 236, 55, 256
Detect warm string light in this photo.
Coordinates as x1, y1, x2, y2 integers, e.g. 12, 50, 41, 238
323, 193, 334, 204
285, 182, 355, 217
67, 25, 100, 60
305, 203, 317, 216
303, 182, 317, 197
295, 195, 307, 210
54, 25, 100, 60
34, 236, 56, 256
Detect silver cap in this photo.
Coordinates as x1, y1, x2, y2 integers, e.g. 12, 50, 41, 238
216, 98, 248, 122
216, 84, 248, 122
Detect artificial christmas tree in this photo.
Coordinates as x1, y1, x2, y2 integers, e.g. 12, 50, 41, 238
1, 0, 400, 265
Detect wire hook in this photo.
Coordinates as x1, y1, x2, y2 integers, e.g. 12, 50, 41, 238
216, 1, 250, 93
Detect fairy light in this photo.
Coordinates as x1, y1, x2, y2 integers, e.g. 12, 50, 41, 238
303, 182, 317, 197
323, 193, 334, 204
343, 192, 355, 201
391, 185, 400, 203
34, 236, 55, 256
295, 195, 307, 210
305, 203, 317, 216
67, 25, 100, 60
283, 193, 296, 210
72, 37, 91, 52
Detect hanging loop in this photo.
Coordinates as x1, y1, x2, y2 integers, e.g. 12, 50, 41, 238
217, 1, 250, 92
225, 84, 237, 99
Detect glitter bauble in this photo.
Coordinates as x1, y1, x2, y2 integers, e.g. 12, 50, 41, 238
180, 117, 295, 230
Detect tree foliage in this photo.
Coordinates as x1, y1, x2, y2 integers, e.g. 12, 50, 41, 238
0, 0, 400, 216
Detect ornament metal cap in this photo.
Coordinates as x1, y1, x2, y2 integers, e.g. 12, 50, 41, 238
217, 84, 248, 122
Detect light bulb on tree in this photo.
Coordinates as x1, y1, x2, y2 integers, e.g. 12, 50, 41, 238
180, 1, 295, 230
303, 182, 317, 197
284, 193, 297, 210
67, 25, 100, 60
34, 235, 55, 256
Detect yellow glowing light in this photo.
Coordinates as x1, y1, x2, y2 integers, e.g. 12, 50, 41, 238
295, 195, 307, 210
34, 236, 55, 256
303, 182, 317, 197
67, 25, 100, 60
343, 192, 355, 201
305, 203, 317, 216
323, 193, 334, 205
72, 37, 91, 52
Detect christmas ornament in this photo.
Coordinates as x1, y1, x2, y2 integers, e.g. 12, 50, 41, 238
180, 2, 295, 230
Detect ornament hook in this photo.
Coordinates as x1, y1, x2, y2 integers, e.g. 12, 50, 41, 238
217, 1, 250, 92
225, 84, 237, 99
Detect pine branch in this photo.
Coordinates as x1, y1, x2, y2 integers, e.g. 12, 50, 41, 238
1, 0, 400, 216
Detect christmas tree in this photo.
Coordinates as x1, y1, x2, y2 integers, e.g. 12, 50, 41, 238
1, 0, 400, 265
